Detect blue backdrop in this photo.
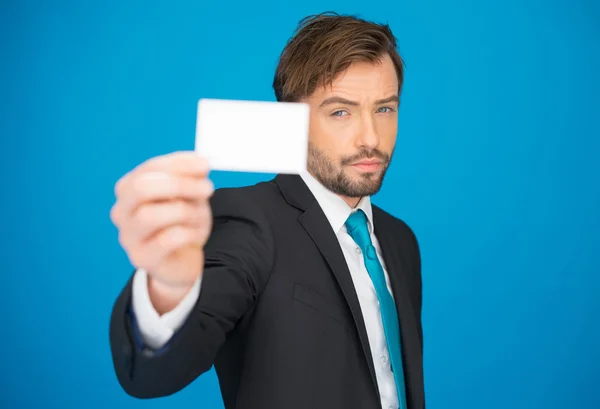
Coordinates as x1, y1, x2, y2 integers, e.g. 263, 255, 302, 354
3, 0, 599, 408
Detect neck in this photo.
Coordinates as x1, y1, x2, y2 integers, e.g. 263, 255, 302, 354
341, 195, 361, 208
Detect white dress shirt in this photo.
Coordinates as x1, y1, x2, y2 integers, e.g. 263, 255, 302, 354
131, 171, 400, 409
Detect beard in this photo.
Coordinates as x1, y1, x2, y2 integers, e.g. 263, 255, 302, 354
307, 141, 393, 198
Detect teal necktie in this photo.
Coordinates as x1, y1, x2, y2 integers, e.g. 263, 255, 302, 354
345, 209, 407, 409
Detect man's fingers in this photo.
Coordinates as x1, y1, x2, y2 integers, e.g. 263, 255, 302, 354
130, 200, 212, 243
131, 225, 206, 272
114, 173, 214, 223
114, 152, 209, 198
114, 151, 209, 199
136, 151, 210, 177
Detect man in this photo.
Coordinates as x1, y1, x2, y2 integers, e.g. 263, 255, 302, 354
109, 12, 424, 409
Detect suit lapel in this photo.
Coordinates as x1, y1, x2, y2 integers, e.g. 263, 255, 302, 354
373, 207, 423, 409
274, 174, 381, 398
298, 204, 381, 397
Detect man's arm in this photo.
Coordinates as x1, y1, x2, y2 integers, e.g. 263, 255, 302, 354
409, 224, 425, 409
129, 268, 202, 349
109, 188, 275, 399
410, 225, 422, 347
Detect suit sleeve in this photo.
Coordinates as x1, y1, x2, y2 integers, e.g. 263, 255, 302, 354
108, 188, 275, 399
130, 268, 202, 349
410, 227, 425, 409
410, 226, 422, 347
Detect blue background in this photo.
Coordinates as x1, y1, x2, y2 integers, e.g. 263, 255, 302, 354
2, 0, 599, 408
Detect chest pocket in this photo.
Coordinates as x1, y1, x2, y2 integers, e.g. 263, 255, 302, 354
292, 283, 349, 328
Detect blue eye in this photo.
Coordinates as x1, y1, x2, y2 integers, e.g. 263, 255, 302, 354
377, 106, 395, 113
331, 110, 348, 117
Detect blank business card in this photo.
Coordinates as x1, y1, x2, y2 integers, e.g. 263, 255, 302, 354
194, 98, 310, 174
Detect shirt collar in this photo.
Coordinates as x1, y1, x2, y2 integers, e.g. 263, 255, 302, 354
299, 170, 374, 235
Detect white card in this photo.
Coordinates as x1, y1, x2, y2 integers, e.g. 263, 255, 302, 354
195, 98, 310, 174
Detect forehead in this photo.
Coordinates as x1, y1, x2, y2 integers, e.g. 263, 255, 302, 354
311, 54, 399, 101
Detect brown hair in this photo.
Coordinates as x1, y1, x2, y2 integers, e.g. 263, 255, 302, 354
273, 12, 405, 102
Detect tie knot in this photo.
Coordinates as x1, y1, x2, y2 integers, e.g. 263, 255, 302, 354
345, 210, 371, 249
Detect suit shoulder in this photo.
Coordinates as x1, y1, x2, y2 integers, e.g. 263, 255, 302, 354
372, 204, 418, 242
212, 179, 278, 201
373, 204, 422, 275
209, 179, 280, 216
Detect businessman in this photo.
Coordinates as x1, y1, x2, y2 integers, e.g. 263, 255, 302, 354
109, 12, 424, 409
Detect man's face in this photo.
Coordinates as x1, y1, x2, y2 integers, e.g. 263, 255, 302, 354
302, 53, 399, 200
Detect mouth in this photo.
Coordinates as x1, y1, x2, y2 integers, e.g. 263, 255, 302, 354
350, 160, 383, 172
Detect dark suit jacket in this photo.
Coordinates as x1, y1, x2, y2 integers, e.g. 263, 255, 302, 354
109, 174, 424, 409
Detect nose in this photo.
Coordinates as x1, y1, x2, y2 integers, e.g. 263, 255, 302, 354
356, 114, 380, 150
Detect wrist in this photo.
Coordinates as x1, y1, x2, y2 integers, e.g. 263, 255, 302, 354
147, 275, 197, 315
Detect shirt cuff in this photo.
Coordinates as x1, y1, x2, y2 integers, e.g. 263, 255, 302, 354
130, 268, 202, 350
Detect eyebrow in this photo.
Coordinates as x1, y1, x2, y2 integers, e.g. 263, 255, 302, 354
319, 95, 399, 108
